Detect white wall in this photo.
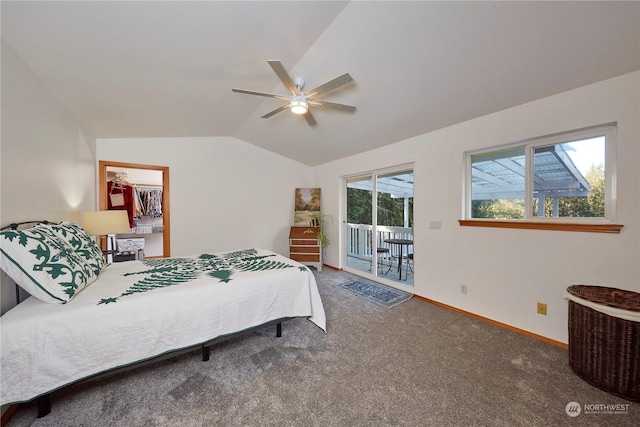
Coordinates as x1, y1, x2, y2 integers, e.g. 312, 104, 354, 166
0, 40, 97, 315
97, 137, 314, 257
313, 71, 640, 344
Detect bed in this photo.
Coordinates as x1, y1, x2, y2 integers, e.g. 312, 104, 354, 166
0, 221, 326, 416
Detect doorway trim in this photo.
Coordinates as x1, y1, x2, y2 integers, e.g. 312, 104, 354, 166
98, 160, 171, 257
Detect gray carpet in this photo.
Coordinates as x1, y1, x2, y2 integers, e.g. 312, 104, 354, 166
6, 268, 639, 426
337, 279, 413, 308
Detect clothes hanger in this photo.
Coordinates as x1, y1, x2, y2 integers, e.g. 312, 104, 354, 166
110, 172, 130, 189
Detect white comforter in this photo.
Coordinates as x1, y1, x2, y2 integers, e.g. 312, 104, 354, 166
0, 248, 326, 405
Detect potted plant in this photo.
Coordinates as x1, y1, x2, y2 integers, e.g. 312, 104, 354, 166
316, 215, 332, 248
304, 213, 331, 248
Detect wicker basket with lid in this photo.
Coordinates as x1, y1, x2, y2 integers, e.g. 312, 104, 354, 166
566, 285, 639, 402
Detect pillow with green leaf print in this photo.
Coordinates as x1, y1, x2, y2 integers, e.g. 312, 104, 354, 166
0, 226, 94, 303
42, 222, 106, 278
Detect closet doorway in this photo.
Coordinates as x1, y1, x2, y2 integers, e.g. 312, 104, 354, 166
99, 161, 170, 258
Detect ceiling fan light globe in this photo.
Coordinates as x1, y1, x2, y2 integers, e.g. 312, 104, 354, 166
290, 96, 308, 114
291, 105, 308, 114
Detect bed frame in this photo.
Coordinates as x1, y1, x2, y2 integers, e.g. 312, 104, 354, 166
1, 221, 290, 418
31, 317, 289, 418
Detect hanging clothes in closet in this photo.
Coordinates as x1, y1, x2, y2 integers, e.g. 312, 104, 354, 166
134, 187, 163, 217
131, 186, 163, 234
107, 180, 135, 228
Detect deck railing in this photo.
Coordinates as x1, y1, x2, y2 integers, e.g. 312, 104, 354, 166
346, 223, 413, 260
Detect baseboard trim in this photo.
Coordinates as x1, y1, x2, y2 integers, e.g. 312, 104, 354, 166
413, 295, 568, 350
322, 263, 341, 271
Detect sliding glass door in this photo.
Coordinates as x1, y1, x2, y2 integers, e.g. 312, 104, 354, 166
344, 166, 414, 287
345, 176, 373, 275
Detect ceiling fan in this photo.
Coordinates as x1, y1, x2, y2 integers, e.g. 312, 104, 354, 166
232, 60, 355, 126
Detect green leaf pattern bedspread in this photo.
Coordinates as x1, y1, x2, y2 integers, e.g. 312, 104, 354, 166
99, 248, 304, 304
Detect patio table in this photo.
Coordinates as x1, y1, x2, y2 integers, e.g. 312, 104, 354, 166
384, 238, 413, 281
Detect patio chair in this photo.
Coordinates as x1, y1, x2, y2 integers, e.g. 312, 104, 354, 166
369, 246, 391, 273
406, 253, 413, 275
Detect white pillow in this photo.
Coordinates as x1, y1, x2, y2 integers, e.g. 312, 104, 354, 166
0, 226, 94, 303
42, 222, 106, 280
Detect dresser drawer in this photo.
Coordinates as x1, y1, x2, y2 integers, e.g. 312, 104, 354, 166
289, 226, 320, 239
290, 253, 321, 262
290, 239, 318, 246
290, 245, 320, 254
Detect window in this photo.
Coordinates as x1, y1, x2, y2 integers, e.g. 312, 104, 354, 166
470, 146, 526, 219
463, 124, 618, 231
532, 137, 605, 219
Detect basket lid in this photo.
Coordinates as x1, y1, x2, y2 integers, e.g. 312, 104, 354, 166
567, 285, 640, 312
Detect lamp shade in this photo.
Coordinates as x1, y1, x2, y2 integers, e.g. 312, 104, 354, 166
83, 210, 131, 235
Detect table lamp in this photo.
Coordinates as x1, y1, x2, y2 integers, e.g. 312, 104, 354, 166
83, 210, 131, 262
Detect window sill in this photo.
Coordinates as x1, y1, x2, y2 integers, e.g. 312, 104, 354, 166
458, 220, 623, 234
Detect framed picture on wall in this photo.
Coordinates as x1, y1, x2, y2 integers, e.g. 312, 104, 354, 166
294, 188, 321, 226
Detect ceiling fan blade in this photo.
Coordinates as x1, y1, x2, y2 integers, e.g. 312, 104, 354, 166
303, 110, 317, 126
305, 73, 353, 98
267, 60, 300, 96
232, 88, 288, 100
261, 103, 290, 119
309, 100, 356, 112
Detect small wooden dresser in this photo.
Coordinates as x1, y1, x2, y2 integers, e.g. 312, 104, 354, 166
289, 226, 322, 271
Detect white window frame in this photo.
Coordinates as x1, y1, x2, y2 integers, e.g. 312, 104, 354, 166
464, 124, 617, 224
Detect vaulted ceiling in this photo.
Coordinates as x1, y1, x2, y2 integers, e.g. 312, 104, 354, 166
2, 1, 638, 166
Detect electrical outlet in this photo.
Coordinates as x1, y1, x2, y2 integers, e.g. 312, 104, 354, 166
537, 302, 547, 316
460, 284, 467, 294
429, 221, 442, 230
